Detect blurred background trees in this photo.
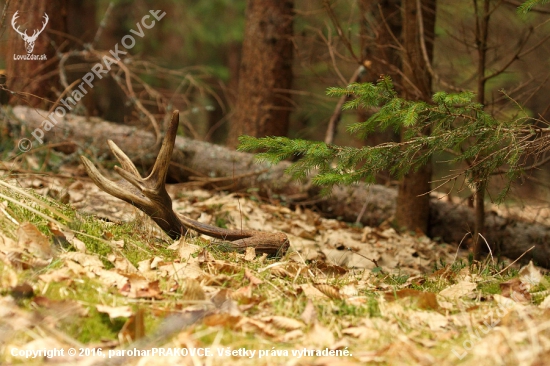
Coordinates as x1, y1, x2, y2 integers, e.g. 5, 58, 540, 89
1, 0, 550, 247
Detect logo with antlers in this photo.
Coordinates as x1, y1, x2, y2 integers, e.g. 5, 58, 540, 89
11, 11, 49, 54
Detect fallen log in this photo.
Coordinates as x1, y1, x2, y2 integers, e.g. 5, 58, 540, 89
4, 106, 550, 267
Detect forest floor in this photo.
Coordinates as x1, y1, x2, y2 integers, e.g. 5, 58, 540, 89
1, 164, 550, 366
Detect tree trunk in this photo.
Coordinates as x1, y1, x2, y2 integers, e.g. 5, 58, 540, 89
358, 0, 402, 184
5, 0, 69, 108
359, 0, 402, 88
227, 0, 294, 147
6, 105, 550, 267
472, 0, 490, 260
395, 0, 436, 234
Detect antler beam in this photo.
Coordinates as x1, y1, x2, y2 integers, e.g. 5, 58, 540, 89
80, 111, 289, 256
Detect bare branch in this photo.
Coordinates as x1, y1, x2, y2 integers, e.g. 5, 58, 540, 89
416, 0, 465, 92
325, 64, 366, 144
323, 0, 360, 63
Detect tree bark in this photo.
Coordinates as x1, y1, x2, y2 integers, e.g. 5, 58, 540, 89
472, 0, 491, 260
359, 0, 402, 88
358, 0, 402, 184
5, 105, 550, 267
395, 0, 436, 234
227, 0, 294, 147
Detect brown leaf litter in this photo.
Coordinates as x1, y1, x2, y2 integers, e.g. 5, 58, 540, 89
2, 172, 550, 365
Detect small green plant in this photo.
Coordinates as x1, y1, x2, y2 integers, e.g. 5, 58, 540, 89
239, 77, 529, 198
239, 77, 546, 258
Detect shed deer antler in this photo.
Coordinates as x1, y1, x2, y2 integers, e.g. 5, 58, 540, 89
80, 111, 289, 256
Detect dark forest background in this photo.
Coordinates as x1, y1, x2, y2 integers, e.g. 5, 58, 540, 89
1, 0, 550, 227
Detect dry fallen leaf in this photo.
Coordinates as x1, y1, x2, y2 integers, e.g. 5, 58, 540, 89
301, 299, 317, 325
500, 278, 531, 303
408, 310, 448, 330
232, 285, 257, 304
384, 289, 439, 310
17, 222, 53, 259
315, 262, 348, 276
5, 250, 52, 270
518, 261, 543, 291
62, 252, 104, 268
137, 258, 154, 274
438, 280, 476, 300
298, 284, 330, 300
244, 268, 263, 285
47, 222, 87, 252
150, 257, 163, 269
120, 274, 162, 299
314, 283, 342, 300
119, 308, 145, 343
158, 261, 207, 280
108, 254, 138, 273
170, 238, 200, 261
92, 268, 129, 289
0, 265, 18, 288
220, 298, 242, 317
304, 322, 335, 348
211, 288, 233, 308
244, 247, 256, 261
181, 278, 206, 301
236, 317, 277, 337
342, 326, 375, 339
38, 267, 73, 283
278, 329, 304, 342
340, 284, 359, 298
96, 304, 133, 320
33, 296, 88, 317
197, 248, 216, 263
0, 231, 17, 251
204, 260, 242, 275
264, 315, 305, 330
269, 266, 293, 278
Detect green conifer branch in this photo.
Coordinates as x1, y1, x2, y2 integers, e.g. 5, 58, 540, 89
238, 77, 540, 201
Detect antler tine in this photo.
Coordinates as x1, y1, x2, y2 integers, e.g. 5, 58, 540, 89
144, 110, 179, 193
82, 110, 289, 255
80, 156, 149, 208
108, 140, 141, 176
114, 166, 146, 192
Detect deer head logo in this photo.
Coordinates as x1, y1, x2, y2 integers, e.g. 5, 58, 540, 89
11, 11, 49, 54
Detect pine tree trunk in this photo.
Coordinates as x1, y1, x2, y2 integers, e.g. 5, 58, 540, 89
227, 0, 294, 147
395, 0, 436, 234
358, 0, 402, 184
472, 0, 490, 260
358, 0, 402, 88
